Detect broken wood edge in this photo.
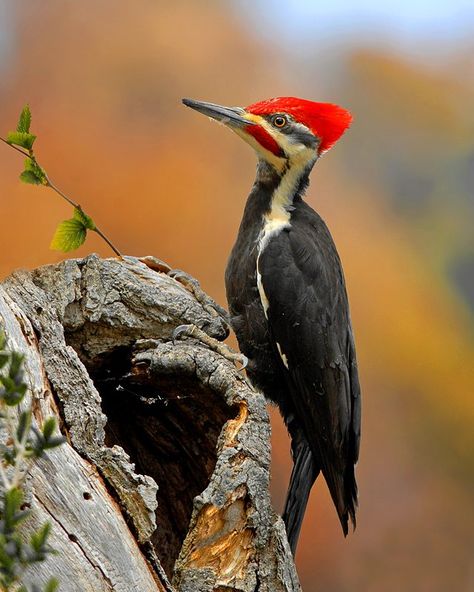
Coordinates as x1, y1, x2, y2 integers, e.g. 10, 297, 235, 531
134, 341, 301, 591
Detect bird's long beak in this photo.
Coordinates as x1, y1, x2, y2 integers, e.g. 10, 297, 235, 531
182, 98, 255, 128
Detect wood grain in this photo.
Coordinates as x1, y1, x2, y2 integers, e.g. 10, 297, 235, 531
0, 255, 301, 591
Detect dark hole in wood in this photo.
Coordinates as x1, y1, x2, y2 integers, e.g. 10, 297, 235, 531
68, 534, 78, 543
83, 345, 234, 577
83, 492, 92, 500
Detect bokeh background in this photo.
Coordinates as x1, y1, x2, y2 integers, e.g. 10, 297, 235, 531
1, 1, 473, 590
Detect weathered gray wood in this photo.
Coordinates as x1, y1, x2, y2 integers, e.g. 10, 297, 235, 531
0, 287, 165, 592
0, 255, 301, 591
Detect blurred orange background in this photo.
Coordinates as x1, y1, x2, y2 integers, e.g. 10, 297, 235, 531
1, 2, 473, 590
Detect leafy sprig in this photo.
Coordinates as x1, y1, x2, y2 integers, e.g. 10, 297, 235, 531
1, 105, 121, 256
0, 331, 64, 592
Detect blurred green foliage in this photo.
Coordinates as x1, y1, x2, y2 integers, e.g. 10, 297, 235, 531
0, 331, 64, 592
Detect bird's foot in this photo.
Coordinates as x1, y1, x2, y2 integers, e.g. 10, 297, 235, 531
172, 324, 248, 372
168, 269, 231, 329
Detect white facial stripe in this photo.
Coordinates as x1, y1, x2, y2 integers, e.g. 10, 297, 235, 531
233, 125, 286, 171
258, 118, 315, 159
258, 143, 316, 253
233, 114, 317, 172
250, 114, 317, 328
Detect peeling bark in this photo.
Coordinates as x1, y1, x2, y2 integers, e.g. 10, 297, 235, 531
0, 255, 301, 591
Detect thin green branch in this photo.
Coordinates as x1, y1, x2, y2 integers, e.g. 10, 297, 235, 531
0, 137, 29, 158
92, 226, 123, 257
42, 173, 78, 209
43, 172, 123, 257
0, 136, 123, 258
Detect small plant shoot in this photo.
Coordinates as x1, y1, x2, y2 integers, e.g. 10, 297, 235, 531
1, 105, 121, 257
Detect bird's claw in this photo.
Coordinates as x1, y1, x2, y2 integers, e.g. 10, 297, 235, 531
168, 269, 200, 288
171, 323, 248, 373
172, 324, 195, 345
236, 353, 249, 372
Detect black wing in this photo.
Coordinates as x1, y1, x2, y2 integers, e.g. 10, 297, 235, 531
259, 201, 361, 533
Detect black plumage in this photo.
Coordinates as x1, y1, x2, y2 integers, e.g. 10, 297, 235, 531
182, 95, 360, 556
226, 162, 361, 554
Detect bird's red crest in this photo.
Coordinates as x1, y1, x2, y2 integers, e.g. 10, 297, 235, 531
246, 97, 353, 154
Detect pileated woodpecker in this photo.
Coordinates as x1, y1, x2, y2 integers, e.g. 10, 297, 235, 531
182, 96, 361, 554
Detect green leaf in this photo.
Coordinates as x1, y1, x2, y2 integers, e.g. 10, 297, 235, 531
24, 157, 47, 179
6, 131, 36, 151
0, 375, 14, 391
73, 207, 96, 231
41, 418, 56, 442
50, 207, 95, 252
9, 352, 23, 378
20, 170, 43, 185
2, 448, 15, 466
30, 522, 51, 553
20, 158, 47, 186
50, 218, 87, 252
17, 411, 32, 443
43, 436, 66, 450
2, 384, 27, 406
17, 105, 32, 134
44, 578, 59, 592
0, 542, 15, 572
4, 488, 23, 529
0, 353, 9, 369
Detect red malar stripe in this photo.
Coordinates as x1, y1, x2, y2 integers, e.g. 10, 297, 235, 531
245, 124, 283, 157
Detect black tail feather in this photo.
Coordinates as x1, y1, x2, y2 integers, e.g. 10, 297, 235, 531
282, 437, 319, 555
343, 462, 358, 533
322, 455, 358, 537
282, 407, 358, 553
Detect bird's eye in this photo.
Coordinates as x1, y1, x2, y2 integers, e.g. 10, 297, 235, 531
272, 115, 287, 128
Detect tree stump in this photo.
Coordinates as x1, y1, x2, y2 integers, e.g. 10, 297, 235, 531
0, 255, 301, 592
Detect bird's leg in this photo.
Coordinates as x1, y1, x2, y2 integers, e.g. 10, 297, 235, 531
172, 324, 248, 372
168, 269, 231, 327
